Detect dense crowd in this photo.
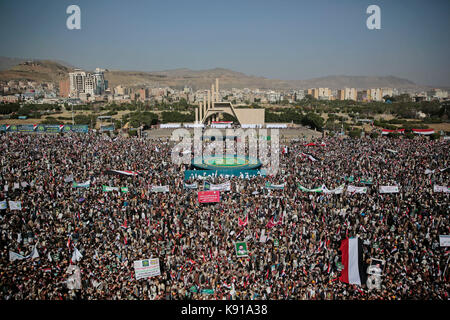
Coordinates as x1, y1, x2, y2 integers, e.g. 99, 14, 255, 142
0, 130, 448, 300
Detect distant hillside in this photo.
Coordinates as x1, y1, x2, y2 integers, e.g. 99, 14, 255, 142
0, 59, 74, 83
0, 58, 425, 90
0, 57, 27, 71
104, 69, 422, 90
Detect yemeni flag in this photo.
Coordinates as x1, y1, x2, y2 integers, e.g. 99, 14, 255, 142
412, 129, 434, 135
238, 213, 248, 227
339, 237, 367, 285
105, 170, 139, 176
382, 128, 405, 135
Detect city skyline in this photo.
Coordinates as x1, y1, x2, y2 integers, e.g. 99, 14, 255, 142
0, 0, 449, 86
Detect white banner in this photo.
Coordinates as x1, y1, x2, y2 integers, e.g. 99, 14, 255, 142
160, 123, 181, 128
133, 258, 161, 280
242, 124, 263, 129
259, 229, 267, 243
183, 123, 204, 128
439, 235, 450, 247
8, 201, 22, 210
66, 265, 82, 290
346, 185, 367, 194
322, 184, 345, 194
386, 149, 398, 154
72, 247, 83, 262
266, 124, 287, 128
379, 186, 399, 193
184, 183, 198, 189
204, 181, 231, 191
9, 251, 26, 262
211, 123, 231, 129
151, 185, 170, 193
433, 185, 450, 193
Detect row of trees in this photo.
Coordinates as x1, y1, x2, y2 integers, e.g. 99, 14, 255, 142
265, 109, 325, 130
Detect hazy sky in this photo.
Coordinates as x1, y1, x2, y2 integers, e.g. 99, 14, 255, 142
0, 0, 449, 86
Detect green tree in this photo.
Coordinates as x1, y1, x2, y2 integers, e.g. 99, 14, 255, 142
301, 112, 324, 131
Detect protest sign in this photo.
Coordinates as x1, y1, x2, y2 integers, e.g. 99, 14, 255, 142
322, 184, 345, 194
265, 182, 285, 190
235, 241, 249, 257
298, 184, 322, 193
151, 185, 169, 193
66, 265, 82, 289
346, 185, 367, 194
184, 183, 198, 190
379, 186, 399, 193
203, 181, 231, 191
439, 235, 450, 247
8, 201, 22, 210
133, 258, 161, 280
102, 185, 119, 192
73, 180, 90, 188
198, 191, 220, 203
433, 185, 449, 193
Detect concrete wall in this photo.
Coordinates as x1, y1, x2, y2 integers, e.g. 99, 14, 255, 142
234, 108, 265, 125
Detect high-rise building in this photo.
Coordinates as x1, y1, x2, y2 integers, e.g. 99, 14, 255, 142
93, 68, 107, 95
357, 90, 368, 101
68, 68, 107, 97
139, 88, 147, 101
382, 88, 393, 98
69, 70, 86, 97
307, 88, 331, 100
84, 74, 95, 96
345, 88, 357, 101
367, 88, 383, 101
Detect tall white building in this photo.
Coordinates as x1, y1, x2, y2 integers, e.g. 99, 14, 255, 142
368, 88, 383, 101
84, 74, 95, 96
344, 88, 357, 100
382, 88, 393, 98
68, 68, 107, 97
69, 70, 86, 97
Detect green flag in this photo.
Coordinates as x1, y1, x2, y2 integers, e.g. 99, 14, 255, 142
201, 289, 215, 294
361, 179, 373, 185
235, 241, 248, 257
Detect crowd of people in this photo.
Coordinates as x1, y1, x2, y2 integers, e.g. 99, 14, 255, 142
0, 129, 448, 300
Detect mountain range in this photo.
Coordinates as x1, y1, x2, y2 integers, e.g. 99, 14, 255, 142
0, 57, 436, 90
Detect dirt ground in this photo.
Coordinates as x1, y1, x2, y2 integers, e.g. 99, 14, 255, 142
145, 127, 323, 142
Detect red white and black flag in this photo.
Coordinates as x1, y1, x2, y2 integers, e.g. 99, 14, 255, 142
339, 237, 367, 285
412, 128, 435, 135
